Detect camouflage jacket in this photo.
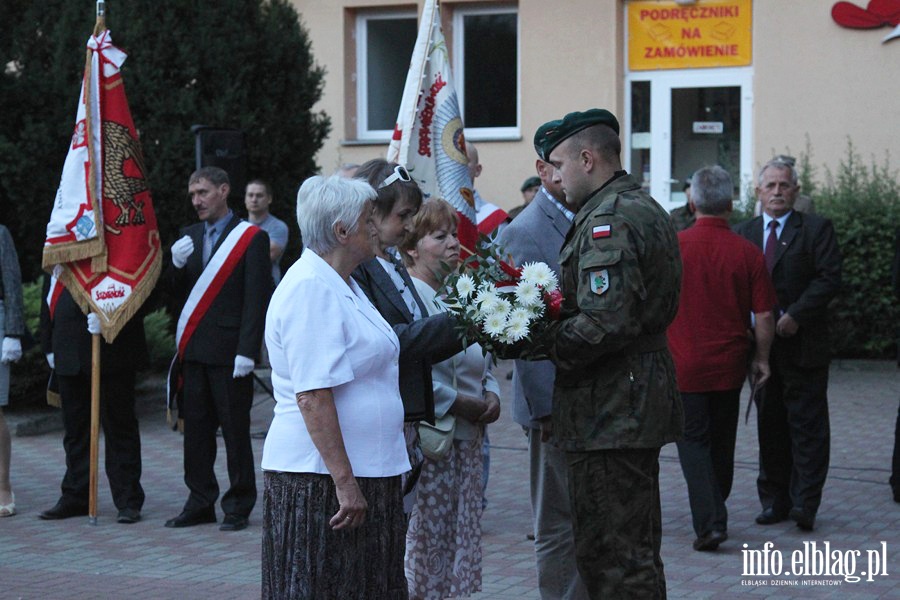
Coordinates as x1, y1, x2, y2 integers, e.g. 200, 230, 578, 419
542, 173, 684, 451
669, 203, 696, 232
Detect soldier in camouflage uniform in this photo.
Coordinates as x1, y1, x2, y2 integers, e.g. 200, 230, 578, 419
530, 109, 683, 599
668, 177, 695, 232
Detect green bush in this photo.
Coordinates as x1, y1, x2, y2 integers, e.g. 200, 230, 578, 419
814, 142, 900, 358
9, 281, 49, 410
144, 308, 175, 371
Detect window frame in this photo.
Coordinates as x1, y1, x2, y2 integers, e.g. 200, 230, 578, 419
354, 8, 419, 142
451, 4, 521, 141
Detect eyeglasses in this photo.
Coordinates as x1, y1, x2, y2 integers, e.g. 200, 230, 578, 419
378, 165, 411, 189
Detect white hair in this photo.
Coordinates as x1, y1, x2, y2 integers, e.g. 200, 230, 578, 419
691, 166, 733, 215
296, 175, 376, 254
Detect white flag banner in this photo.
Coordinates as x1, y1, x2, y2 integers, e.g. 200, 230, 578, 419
43, 42, 107, 265
387, 0, 478, 253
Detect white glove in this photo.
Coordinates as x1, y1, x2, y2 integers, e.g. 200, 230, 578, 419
87, 312, 102, 335
233, 355, 255, 378
171, 235, 195, 268
46, 353, 55, 370
1, 337, 22, 364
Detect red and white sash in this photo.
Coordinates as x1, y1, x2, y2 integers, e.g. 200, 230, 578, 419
175, 221, 260, 358
46, 274, 65, 320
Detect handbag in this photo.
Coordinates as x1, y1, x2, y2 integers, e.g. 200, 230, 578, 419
417, 413, 456, 461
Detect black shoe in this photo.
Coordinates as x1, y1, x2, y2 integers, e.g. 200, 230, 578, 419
117, 508, 141, 524
164, 507, 216, 528
39, 499, 89, 520
693, 530, 728, 552
892, 488, 900, 503
755, 507, 787, 525
220, 514, 248, 531
789, 507, 815, 531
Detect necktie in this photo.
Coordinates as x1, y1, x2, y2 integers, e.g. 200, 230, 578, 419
203, 228, 216, 266
764, 220, 779, 272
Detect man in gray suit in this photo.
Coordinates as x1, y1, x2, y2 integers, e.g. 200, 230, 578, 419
498, 152, 588, 600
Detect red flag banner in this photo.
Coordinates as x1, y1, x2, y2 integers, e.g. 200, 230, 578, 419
386, 0, 478, 255
43, 29, 161, 342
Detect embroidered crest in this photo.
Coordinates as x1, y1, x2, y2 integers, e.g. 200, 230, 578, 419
590, 270, 610, 295
592, 224, 612, 239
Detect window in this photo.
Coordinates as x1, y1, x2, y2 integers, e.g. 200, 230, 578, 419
355, 10, 418, 141
351, 5, 519, 142
453, 6, 519, 140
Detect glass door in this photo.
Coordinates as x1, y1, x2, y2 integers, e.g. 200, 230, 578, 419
625, 68, 753, 211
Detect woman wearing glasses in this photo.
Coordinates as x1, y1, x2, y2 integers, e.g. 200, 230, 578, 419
352, 159, 464, 510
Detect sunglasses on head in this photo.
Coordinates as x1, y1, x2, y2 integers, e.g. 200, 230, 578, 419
378, 165, 411, 189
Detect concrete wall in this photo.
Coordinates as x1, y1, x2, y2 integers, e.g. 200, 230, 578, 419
752, 0, 900, 176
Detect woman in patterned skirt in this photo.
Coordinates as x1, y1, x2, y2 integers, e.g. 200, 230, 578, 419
399, 199, 501, 598
261, 175, 410, 599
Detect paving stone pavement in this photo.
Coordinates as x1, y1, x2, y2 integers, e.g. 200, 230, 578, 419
1, 359, 898, 599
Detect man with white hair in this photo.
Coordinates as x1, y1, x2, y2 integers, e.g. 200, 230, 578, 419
668, 165, 776, 552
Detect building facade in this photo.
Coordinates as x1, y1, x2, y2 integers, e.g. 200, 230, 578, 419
292, 0, 900, 211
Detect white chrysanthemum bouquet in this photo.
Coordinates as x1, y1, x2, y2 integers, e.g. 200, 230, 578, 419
441, 238, 563, 355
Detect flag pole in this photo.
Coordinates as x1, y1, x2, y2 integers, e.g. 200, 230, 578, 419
87, 0, 106, 527
89, 334, 101, 525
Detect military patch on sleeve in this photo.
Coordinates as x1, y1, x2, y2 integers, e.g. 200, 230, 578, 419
592, 224, 611, 239
590, 270, 610, 295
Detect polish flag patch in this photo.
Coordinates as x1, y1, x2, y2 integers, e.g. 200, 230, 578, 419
592, 224, 612, 239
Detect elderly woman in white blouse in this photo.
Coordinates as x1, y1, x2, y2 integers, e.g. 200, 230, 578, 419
399, 199, 501, 599
261, 175, 410, 599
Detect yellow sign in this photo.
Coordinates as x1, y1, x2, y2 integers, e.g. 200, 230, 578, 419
628, 0, 752, 71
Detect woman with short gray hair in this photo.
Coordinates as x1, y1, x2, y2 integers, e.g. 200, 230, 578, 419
261, 175, 410, 598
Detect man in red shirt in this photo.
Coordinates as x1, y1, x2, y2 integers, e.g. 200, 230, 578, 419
667, 165, 776, 552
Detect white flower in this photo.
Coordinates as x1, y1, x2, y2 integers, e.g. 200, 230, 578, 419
504, 318, 529, 342
521, 262, 558, 290
456, 273, 476, 299
483, 312, 507, 337
514, 281, 542, 307
494, 297, 512, 318
508, 307, 534, 325
475, 288, 502, 314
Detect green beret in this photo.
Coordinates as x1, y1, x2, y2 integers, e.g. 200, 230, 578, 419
533, 118, 562, 158
533, 109, 620, 162
520, 176, 541, 192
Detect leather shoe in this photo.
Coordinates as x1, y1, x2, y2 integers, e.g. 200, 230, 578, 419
693, 530, 728, 552
789, 507, 815, 531
220, 514, 249, 531
39, 499, 89, 520
117, 508, 141, 524
164, 507, 216, 528
755, 507, 787, 525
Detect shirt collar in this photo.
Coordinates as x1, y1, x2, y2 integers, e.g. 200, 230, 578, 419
762, 210, 792, 231
204, 210, 233, 236
694, 216, 730, 229
542, 186, 575, 222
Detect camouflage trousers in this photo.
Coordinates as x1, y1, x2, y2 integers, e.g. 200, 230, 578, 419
567, 448, 666, 599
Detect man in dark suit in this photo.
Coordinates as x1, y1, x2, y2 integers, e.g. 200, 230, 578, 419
39, 281, 147, 524
734, 158, 841, 531
498, 157, 588, 600
166, 166, 271, 531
